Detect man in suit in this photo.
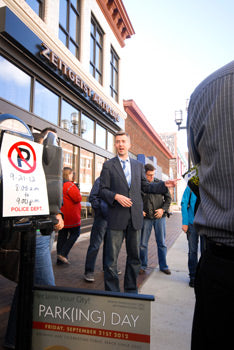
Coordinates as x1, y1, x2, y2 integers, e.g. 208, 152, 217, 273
99, 131, 178, 293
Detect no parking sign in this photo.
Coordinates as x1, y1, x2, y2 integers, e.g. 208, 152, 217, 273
0, 133, 49, 217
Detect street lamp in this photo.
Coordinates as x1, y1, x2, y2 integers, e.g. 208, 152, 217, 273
174, 108, 191, 169
174, 110, 186, 130
61, 119, 70, 131
71, 112, 79, 134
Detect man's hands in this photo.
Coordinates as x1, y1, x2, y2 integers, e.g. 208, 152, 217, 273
182, 224, 188, 233
154, 208, 164, 219
115, 194, 133, 207
165, 179, 180, 187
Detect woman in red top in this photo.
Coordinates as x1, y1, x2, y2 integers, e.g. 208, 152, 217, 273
57, 167, 82, 264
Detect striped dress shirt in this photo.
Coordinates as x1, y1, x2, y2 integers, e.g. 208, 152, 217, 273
187, 60, 234, 246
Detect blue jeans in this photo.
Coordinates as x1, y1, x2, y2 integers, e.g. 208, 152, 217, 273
104, 221, 141, 293
5, 231, 55, 347
57, 226, 80, 258
187, 224, 203, 279
85, 215, 107, 273
140, 217, 168, 271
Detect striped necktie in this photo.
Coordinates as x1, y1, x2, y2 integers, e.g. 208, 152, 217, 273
121, 160, 131, 187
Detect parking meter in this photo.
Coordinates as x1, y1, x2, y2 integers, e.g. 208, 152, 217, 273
0, 114, 63, 350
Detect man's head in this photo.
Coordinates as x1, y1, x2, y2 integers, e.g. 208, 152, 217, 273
144, 163, 156, 183
41, 127, 57, 138
115, 130, 131, 159
32, 132, 43, 144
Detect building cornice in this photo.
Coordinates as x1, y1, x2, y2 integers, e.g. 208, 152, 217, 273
96, 0, 135, 47
123, 99, 174, 159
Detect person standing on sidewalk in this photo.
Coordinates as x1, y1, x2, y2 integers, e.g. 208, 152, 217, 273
181, 185, 202, 288
140, 164, 171, 275
187, 60, 234, 349
99, 130, 178, 293
84, 177, 108, 282
57, 167, 82, 265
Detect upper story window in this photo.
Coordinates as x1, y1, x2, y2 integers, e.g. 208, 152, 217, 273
59, 0, 80, 58
26, 0, 44, 18
110, 46, 119, 102
90, 15, 103, 84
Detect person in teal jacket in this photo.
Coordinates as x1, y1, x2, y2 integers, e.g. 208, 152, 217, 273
181, 186, 203, 287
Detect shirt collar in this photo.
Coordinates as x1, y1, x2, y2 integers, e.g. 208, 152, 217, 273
118, 155, 130, 164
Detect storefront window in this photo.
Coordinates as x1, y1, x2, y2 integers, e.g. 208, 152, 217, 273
0, 56, 31, 111
34, 81, 59, 125
107, 131, 115, 153
61, 99, 80, 134
60, 140, 79, 184
81, 114, 94, 143
80, 149, 93, 219
96, 123, 106, 149
61, 140, 73, 169
95, 154, 105, 179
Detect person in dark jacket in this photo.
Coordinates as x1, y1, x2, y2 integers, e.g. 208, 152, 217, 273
140, 164, 172, 275
84, 177, 108, 282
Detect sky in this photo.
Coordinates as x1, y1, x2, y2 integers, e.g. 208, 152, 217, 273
121, 0, 234, 156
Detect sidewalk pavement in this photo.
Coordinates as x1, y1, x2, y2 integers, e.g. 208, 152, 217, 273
140, 231, 195, 350
0, 211, 196, 349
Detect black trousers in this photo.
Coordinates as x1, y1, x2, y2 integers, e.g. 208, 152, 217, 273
191, 240, 234, 350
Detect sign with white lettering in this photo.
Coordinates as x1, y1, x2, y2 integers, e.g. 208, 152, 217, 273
32, 289, 153, 350
0, 133, 49, 217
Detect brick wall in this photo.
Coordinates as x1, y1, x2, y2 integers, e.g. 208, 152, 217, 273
126, 116, 170, 176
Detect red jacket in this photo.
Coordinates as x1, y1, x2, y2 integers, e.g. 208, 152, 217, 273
61, 181, 82, 228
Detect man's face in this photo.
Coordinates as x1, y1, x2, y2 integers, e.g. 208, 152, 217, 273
115, 134, 131, 158
145, 170, 155, 183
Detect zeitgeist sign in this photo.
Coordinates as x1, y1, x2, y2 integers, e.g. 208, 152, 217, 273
40, 43, 121, 124
32, 288, 153, 350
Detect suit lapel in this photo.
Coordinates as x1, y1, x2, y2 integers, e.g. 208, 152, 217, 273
113, 157, 129, 187
130, 158, 136, 189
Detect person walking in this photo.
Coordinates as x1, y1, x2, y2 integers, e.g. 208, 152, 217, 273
140, 163, 171, 275
181, 185, 202, 288
187, 60, 234, 349
57, 167, 82, 264
99, 130, 178, 293
84, 177, 108, 282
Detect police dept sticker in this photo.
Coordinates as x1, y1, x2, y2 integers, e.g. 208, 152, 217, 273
0, 133, 49, 217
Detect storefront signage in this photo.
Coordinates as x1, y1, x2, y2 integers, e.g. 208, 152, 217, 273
32, 288, 153, 350
0, 133, 49, 217
40, 43, 120, 123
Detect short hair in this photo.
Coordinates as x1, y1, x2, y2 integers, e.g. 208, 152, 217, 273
144, 163, 156, 173
41, 127, 57, 137
115, 130, 130, 140
63, 167, 73, 181
32, 132, 43, 144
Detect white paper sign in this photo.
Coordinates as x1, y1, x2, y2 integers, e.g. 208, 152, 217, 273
0, 133, 49, 217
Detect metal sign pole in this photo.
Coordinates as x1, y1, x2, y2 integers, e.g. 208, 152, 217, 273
15, 222, 35, 350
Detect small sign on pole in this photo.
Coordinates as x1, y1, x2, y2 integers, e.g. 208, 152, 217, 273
0, 133, 49, 217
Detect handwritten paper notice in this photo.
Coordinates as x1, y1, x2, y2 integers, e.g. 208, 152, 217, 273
0, 133, 49, 217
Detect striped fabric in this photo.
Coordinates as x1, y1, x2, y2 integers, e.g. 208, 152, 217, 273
187, 60, 234, 246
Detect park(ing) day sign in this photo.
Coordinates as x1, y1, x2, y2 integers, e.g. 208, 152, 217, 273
0, 133, 49, 217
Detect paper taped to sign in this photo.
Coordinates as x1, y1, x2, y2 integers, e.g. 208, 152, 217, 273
0, 133, 49, 217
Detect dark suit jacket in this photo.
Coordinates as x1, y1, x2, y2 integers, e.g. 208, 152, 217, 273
99, 157, 167, 230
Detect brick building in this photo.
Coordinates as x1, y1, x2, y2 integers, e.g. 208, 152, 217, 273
124, 99, 174, 181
